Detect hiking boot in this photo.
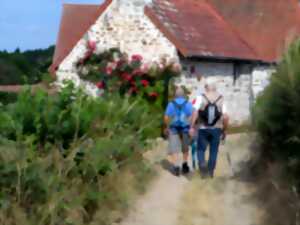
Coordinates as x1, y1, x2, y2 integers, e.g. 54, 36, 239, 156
173, 166, 180, 176
208, 170, 214, 178
182, 162, 190, 174
199, 166, 208, 179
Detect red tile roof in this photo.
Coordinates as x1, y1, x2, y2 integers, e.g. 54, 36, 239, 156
145, 0, 258, 61
206, 0, 300, 62
49, 0, 112, 74
50, 0, 300, 74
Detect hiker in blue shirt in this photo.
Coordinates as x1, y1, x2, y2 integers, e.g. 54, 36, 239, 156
164, 86, 194, 176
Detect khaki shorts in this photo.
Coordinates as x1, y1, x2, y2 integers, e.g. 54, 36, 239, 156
168, 132, 190, 154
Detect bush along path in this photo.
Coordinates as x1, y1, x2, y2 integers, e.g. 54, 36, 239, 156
120, 134, 267, 225
0, 83, 163, 225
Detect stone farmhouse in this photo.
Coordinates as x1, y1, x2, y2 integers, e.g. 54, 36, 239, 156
50, 0, 300, 124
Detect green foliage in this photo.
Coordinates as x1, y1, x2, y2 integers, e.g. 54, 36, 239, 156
0, 92, 18, 105
0, 83, 160, 224
0, 46, 54, 85
254, 39, 300, 183
0, 82, 160, 148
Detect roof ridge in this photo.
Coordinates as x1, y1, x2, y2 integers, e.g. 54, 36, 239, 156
202, 0, 260, 60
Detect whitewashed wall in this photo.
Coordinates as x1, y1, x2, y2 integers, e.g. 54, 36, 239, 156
56, 0, 178, 96
251, 66, 273, 99
176, 60, 272, 125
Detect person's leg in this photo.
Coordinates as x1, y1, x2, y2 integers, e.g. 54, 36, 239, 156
181, 132, 190, 174
191, 138, 197, 169
167, 133, 181, 176
197, 129, 208, 175
207, 128, 222, 177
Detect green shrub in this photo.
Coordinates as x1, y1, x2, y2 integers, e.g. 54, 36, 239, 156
0, 83, 161, 148
254, 39, 300, 183
0, 83, 160, 224
0, 92, 18, 105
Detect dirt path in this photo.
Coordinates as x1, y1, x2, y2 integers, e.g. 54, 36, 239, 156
120, 134, 265, 225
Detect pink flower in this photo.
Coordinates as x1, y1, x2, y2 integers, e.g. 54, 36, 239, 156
140, 80, 149, 87
158, 63, 164, 71
129, 86, 138, 94
130, 80, 136, 86
121, 73, 132, 81
141, 63, 150, 73
148, 92, 159, 98
107, 62, 118, 70
133, 68, 143, 76
79, 50, 93, 64
116, 60, 125, 68
87, 40, 97, 52
172, 63, 182, 73
106, 66, 113, 75
96, 81, 105, 89
131, 54, 143, 62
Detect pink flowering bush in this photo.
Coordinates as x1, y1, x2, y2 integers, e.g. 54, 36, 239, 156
76, 47, 180, 107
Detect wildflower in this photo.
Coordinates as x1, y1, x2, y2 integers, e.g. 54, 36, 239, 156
141, 80, 149, 87
141, 63, 150, 73
107, 62, 118, 70
172, 62, 182, 73
148, 92, 159, 98
106, 66, 113, 75
133, 68, 143, 76
79, 50, 93, 65
116, 59, 125, 68
87, 40, 97, 52
129, 86, 138, 94
131, 54, 143, 62
121, 73, 132, 81
130, 80, 136, 86
96, 81, 105, 89
158, 63, 165, 71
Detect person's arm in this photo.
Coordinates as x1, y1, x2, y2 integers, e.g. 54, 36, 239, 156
189, 96, 202, 137
163, 103, 173, 137
163, 115, 170, 136
189, 111, 198, 137
190, 110, 198, 129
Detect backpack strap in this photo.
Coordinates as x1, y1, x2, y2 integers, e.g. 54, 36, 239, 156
202, 94, 211, 104
213, 95, 223, 104
202, 94, 223, 104
172, 100, 187, 110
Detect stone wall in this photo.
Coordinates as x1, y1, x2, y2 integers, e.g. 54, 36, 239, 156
176, 60, 272, 125
56, 0, 178, 96
251, 66, 273, 99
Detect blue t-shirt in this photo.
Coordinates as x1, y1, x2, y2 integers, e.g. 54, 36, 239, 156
165, 97, 194, 133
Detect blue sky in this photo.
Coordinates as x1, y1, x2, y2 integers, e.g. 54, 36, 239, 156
0, 0, 103, 52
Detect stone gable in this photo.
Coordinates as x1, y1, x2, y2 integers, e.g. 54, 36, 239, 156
56, 0, 178, 93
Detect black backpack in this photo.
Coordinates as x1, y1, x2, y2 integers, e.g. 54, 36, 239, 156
199, 94, 223, 127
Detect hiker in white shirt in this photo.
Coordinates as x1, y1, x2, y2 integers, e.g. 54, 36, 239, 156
189, 80, 229, 178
